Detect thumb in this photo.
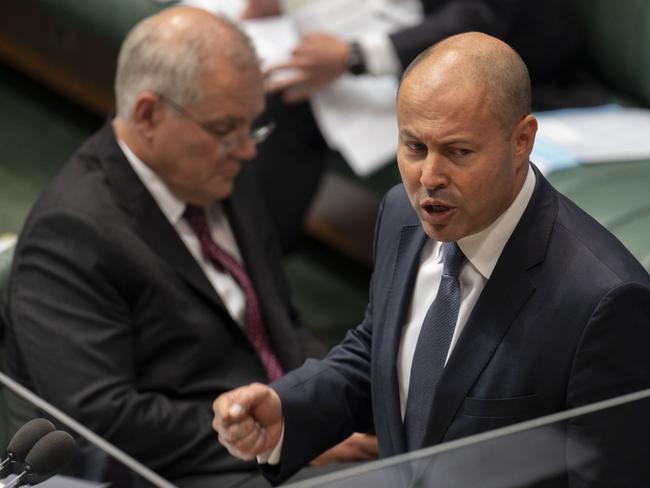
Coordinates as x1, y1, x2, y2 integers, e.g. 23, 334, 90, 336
220, 383, 276, 423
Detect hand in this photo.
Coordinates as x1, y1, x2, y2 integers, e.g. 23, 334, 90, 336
241, 0, 281, 19
266, 33, 352, 103
310, 433, 378, 467
212, 383, 284, 461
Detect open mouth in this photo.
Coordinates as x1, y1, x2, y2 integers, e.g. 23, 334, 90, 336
420, 202, 456, 224
423, 204, 452, 214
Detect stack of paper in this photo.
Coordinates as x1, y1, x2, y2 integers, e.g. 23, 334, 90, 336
532, 105, 650, 173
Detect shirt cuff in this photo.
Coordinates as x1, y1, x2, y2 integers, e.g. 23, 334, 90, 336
256, 424, 285, 465
357, 32, 402, 76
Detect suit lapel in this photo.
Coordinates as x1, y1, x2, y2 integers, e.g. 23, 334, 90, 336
377, 224, 428, 456
96, 121, 227, 312
422, 165, 558, 447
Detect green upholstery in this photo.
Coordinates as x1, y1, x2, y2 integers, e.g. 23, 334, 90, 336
32, 0, 170, 44
547, 161, 650, 271
574, 0, 650, 106
0, 0, 169, 113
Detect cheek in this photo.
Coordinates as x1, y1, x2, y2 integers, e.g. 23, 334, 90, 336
397, 157, 420, 191
463, 156, 515, 216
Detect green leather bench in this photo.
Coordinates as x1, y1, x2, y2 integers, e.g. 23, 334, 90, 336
574, 0, 650, 107
0, 0, 167, 114
543, 0, 650, 271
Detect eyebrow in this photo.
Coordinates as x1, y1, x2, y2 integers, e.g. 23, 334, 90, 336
203, 116, 243, 129
399, 129, 420, 139
398, 129, 475, 146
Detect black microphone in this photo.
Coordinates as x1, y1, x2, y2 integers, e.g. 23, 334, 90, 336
4, 430, 76, 488
0, 418, 56, 476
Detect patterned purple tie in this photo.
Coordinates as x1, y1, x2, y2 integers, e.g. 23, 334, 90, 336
184, 205, 284, 381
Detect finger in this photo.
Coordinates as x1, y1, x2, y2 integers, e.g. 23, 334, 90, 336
229, 421, 267, 454
212, 384, 264, 425
240, 7, 253, 19
218, 415, 257, 444
266, 74, 307, 94
282, 85, 313, 103
219, 433, 257, 461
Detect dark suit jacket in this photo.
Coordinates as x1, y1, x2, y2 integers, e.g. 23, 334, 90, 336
265, 166, 650, 486
4, 121, 323, 483
391, 0, 579, 82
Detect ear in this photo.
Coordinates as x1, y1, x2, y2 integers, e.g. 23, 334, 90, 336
512, 114, 538, 162
131, 91, 162, 142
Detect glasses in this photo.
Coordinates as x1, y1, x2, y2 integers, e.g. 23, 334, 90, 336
158, 94, 275, 154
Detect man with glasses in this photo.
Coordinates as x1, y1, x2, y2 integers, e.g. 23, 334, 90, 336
4, 7, 376, 486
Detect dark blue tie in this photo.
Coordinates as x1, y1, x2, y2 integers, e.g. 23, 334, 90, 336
404, 241, 465, 451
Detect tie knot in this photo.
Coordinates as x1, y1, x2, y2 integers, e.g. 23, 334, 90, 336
442, 242, 465, 277
184, 204, 209, 237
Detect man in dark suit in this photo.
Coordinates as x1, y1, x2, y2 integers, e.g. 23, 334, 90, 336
242, 0, 579, 250
213, 32, 650, 486
4, 6, 376, 486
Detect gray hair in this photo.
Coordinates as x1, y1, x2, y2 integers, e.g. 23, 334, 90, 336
114, 11, 257, 118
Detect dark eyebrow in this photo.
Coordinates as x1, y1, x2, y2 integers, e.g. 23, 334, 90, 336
441, 137, 475, 146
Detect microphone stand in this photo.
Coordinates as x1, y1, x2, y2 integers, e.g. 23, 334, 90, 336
0, 371, 177, 488
3, 470, 28, 488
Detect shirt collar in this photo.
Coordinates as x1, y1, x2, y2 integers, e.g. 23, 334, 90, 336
117, 138, 186, 226
436, 166, 536, 280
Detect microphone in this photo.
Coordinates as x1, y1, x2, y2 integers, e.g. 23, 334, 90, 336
0, 371, 177, 488
3, 430, 76, 488
0, 418, 55, 476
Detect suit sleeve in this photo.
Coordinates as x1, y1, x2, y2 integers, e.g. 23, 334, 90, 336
566, 281, 650, 487
258, 196, 395, 484
8, 209, 254, 479
389, 0, 518, 70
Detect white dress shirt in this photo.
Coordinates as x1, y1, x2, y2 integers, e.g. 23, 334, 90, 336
397, 167, 537, 417
117, 139, 247, 327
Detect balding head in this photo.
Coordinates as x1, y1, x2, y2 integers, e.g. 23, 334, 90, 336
115, 6, 258, 118
401, 32, 531, 133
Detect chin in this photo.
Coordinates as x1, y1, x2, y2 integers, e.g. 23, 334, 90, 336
213, 184, 235, 201
422, 222, 461, 243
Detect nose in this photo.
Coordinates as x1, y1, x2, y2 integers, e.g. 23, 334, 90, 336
419, 152, 449, 190
221, 132, 257, 161
234, 134, 257, 161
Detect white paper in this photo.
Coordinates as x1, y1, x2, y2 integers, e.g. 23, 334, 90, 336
281, 0, 413, 175
241, 17, 299, 69
310, 75, 399, 176
531, 106, 650, 173
181, 0, 422, 176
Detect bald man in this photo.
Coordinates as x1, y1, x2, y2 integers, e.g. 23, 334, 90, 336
5, 7, 380, 487
213, 33, 650, 486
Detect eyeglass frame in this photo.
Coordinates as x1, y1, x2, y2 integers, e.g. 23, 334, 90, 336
157, 93, 275, 154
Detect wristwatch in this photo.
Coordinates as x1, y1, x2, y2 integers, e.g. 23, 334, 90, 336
347, 41, 367, 76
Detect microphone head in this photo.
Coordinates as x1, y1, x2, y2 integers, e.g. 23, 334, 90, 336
24, 430, 76, 480
6, 418, 56, 462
